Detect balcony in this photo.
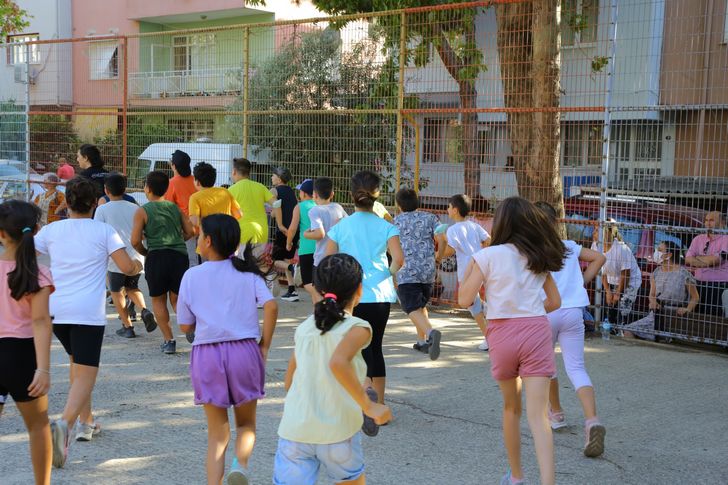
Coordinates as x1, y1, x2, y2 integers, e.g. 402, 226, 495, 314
129, 67, 244, 99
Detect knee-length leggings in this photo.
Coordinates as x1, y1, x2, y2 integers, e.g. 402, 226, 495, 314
353, 302, 391, 378
547, 306, 593, 390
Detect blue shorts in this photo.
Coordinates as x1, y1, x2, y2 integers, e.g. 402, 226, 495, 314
273, 433, 364, 484
469, 295, 483, 317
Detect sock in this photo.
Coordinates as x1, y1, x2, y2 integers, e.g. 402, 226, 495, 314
425, 328, 433, 338
417, 339, 427, 345
510, 476, 525, 485
585, 417, 601, 428
288, 285, 295, 292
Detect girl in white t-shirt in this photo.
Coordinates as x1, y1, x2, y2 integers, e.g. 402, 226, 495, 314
274, 253, 391, 485
600, 220, 642, 325
458, 197, 565, 485
536, 201, 607, 458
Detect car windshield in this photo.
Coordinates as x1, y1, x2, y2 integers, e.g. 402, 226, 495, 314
0, 165, 23, 178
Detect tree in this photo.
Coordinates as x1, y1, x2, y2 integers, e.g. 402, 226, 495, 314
0, 100, 25, 160
0, 0, 30, 38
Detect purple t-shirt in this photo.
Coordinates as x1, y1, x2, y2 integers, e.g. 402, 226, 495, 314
176, 260, 273, 345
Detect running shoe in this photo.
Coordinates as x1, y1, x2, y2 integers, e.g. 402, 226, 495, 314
361, 387, 380, 437
478, 338, 489, 351
548, 408, 567, 430
141, 308, 157, 333
185, 331, 195, 344
115, 326, 136, 339
500, 471, 526, 485
427, 329, 442, 361
226, 457, 249, 485
75, 421, 101, 442
160, 340, 176, 354
583, 421, 606, 458
280, 290, 300, 302
50, 419, 69, 468
412, 341, 429, 353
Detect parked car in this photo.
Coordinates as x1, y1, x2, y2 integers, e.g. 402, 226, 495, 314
0, 165, 45, 203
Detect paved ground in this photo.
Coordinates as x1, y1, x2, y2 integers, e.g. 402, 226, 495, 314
1, 289, 728, 484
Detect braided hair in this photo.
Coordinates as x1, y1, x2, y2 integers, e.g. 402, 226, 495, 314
313, 254, 363, 334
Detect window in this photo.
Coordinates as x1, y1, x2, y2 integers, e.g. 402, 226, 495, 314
173, 34, 216, 72
562, 0, 599, 46
610, 121, 663, 181
88, 41, 118, 80
168, 119, 215, 142
562, 122, 603, 167
7, 33, 40, 65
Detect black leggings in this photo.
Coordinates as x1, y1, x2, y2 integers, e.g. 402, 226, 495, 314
353, 302, 391, 379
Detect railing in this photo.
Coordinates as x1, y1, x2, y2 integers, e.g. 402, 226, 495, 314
128, 67, 245, 98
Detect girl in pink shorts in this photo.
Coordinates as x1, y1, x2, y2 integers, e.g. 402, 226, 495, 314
458, 197, 566, 485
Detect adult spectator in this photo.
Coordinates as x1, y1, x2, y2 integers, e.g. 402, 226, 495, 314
228, 157, 276, 258
165, 150, 198, 267
685, 211, 728, 316
601, 220, 642, 325
76, 144, 108, 199
648, 241, 700, 334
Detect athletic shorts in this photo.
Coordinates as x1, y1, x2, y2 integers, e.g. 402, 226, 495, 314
486, 316, 555, 381
299, 253, 314, 286
145, 249, 189, 297
273, 433, 364, 485
272, 232, 297, 261
397, 283, 433, 314
0, 338, 39, 402
108, 272, 141, 292
53, 324, 106, 367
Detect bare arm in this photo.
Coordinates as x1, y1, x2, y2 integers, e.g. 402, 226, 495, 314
284, 352, 297, 392
286, 205, 301, 251
543, 273, 561, 313
27, 287, 52, 397
481, 237, 491, 248
387, 235, 404, 275
325, 239, 338, 257
258, 299, 278, 362
458, 261, 485, 308
579, 247, 606, 285
179, 323, 195, 333
304, 228, 325, 241
329, 326, 391, 424
648, 275, 659, 310
180, 213, 195, 241
131, 208, 148, 257
682, 281, 700, 314
110, 248, 143, 276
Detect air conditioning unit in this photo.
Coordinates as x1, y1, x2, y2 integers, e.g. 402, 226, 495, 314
13, 64, 37, 84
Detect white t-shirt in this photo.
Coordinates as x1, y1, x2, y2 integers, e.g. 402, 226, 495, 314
446, 220, 489, 280
35, 219, 125, 325
550, 240, 590, 309
472, 243, 547, 319
94, 200, 144, 273
604, 241, 642, 288
308, 202, 348, 266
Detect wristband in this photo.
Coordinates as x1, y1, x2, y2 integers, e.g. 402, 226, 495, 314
35, 368, 50, 374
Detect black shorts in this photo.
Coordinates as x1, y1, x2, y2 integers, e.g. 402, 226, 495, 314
299, 253, 314, 286
145, 249, 189, 297
108, 272, 141, 292
53, 324, 106, 367
0, 338, 39, 403
271, 232, 297, 261
397, 283, 433, 314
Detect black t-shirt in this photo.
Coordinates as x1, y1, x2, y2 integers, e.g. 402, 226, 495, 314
80, 166, 109, 198
275, 184, 299, 242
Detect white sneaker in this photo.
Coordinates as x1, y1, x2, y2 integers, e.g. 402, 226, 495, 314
75, 421, 101, 442
478, 338, 489, 351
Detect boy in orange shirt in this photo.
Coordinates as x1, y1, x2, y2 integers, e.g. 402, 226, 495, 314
165, 150, 198, 267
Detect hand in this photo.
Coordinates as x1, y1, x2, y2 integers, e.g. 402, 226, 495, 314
286, 242, 292, 251
604, 292, 614, 305
278, 226, 288, 236
676, 307, 690, 316
259, 344, 269, 363
649, 300, 660, 311
364, 401, 392, 425
27, 370, 50, 397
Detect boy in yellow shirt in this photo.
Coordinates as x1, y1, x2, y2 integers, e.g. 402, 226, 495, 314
188, 162, 241, 232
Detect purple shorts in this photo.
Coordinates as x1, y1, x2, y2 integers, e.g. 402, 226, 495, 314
189, 338, 265, 408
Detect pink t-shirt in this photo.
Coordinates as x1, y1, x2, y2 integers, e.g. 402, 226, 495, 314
685, 234, 728, 282
0, 261, 54, 339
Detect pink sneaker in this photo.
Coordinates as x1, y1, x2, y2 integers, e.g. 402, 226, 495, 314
548, 408, 567, 430
584, 420, 606, 457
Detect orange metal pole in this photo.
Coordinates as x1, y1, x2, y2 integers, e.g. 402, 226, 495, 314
122, 36, 128, 176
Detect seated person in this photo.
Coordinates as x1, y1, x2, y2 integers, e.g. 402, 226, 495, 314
684, 211, 728, 317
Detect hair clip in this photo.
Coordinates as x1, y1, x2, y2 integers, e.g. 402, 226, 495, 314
323, 292, 337, 301
22, 227, 32, 233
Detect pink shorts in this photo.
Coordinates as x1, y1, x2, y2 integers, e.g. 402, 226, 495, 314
486, 316, 556, 381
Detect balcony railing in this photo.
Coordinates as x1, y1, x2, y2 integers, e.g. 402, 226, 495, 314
129, 67, 245, 99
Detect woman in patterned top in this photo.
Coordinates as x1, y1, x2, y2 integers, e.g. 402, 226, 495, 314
649, 241, 699, 334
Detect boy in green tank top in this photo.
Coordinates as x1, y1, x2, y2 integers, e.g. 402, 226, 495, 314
286, 179, 317, 305
131, 171, 195, 354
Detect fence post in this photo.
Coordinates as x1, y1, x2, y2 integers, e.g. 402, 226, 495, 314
122, 36, 128, 176
243, 27, 250, 159
394, 12, 407, 192
24, 42, 31, 201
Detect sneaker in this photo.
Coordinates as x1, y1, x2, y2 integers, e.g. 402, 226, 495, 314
478, 338, 489, 351
584, 421, 606, 458
500, 471, 526, 485
427, 329, 442, 361
226, 457, 249, 485
50, 419, 69, 468
185, 331, 195, 344
361, 387, 380, 437
75, 421, 101, 442
412, 341, 429, 353
115, 326, 136, 339
141, 308, 157, 333
280, 290, 300, 302
160, 340, 176, 354
126, 300, 138, 322
548, 408, 567, 430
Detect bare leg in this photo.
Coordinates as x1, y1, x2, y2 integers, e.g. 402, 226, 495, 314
62, 361, 99, 427
151, 294, 173, 341
576, 385, 598, 421
203, 405, 230, 485
370, 377, 386, 404
110, 291, 131, 328
232, 400, 258, 468
523, 376, 555, 485
274, 260, 293, 288
409, 308, 433, 340
126, 288, 147, 310
304, 283, 319, 306
16, 396, 52, 485
497, 378, 523, 480
474, 312, 488, 337
549, 378, 563, 414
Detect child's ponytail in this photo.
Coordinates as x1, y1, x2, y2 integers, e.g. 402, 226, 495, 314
313, 254, 363, 334
0, 201, 42, 300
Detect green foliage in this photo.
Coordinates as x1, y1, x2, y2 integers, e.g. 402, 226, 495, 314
0, 0, 30, 38
590, 55, 609, 73
29, 114, 80, 165
0, 101, 25, 161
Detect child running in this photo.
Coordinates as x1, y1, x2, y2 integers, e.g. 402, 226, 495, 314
458, 196, 565, 485
286, 179, 317, 303
274, 254, 392, 485
34, 176, 142, 468
438, 194, 491, 350
94, 173, 156, 339
0, 200, 53, 485
176, 214, 278, 485
131, 171, 195, 354
326, 171, 403, 433
304, 177, 347, 304
535, 201, 607, 458
270, 166, 300, 302
188, 162, 242, 234
393, 188, 443, 360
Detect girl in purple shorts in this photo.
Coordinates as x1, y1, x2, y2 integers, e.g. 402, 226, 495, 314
458, 197, 566, 485
176, 214, 278, 485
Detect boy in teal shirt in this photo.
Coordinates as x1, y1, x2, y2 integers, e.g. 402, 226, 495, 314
286, 179, 317, 304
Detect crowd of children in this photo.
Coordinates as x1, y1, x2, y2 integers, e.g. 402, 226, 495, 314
0, 144, 612, 485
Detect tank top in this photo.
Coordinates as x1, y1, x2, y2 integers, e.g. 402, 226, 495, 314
298, 199, 316, 255
141, 200, 187, 255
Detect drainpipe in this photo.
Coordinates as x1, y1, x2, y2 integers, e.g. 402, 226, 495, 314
694, 0, 714, 176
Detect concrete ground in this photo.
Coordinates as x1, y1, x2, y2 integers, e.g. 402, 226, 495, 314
1, 290, 727, 485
